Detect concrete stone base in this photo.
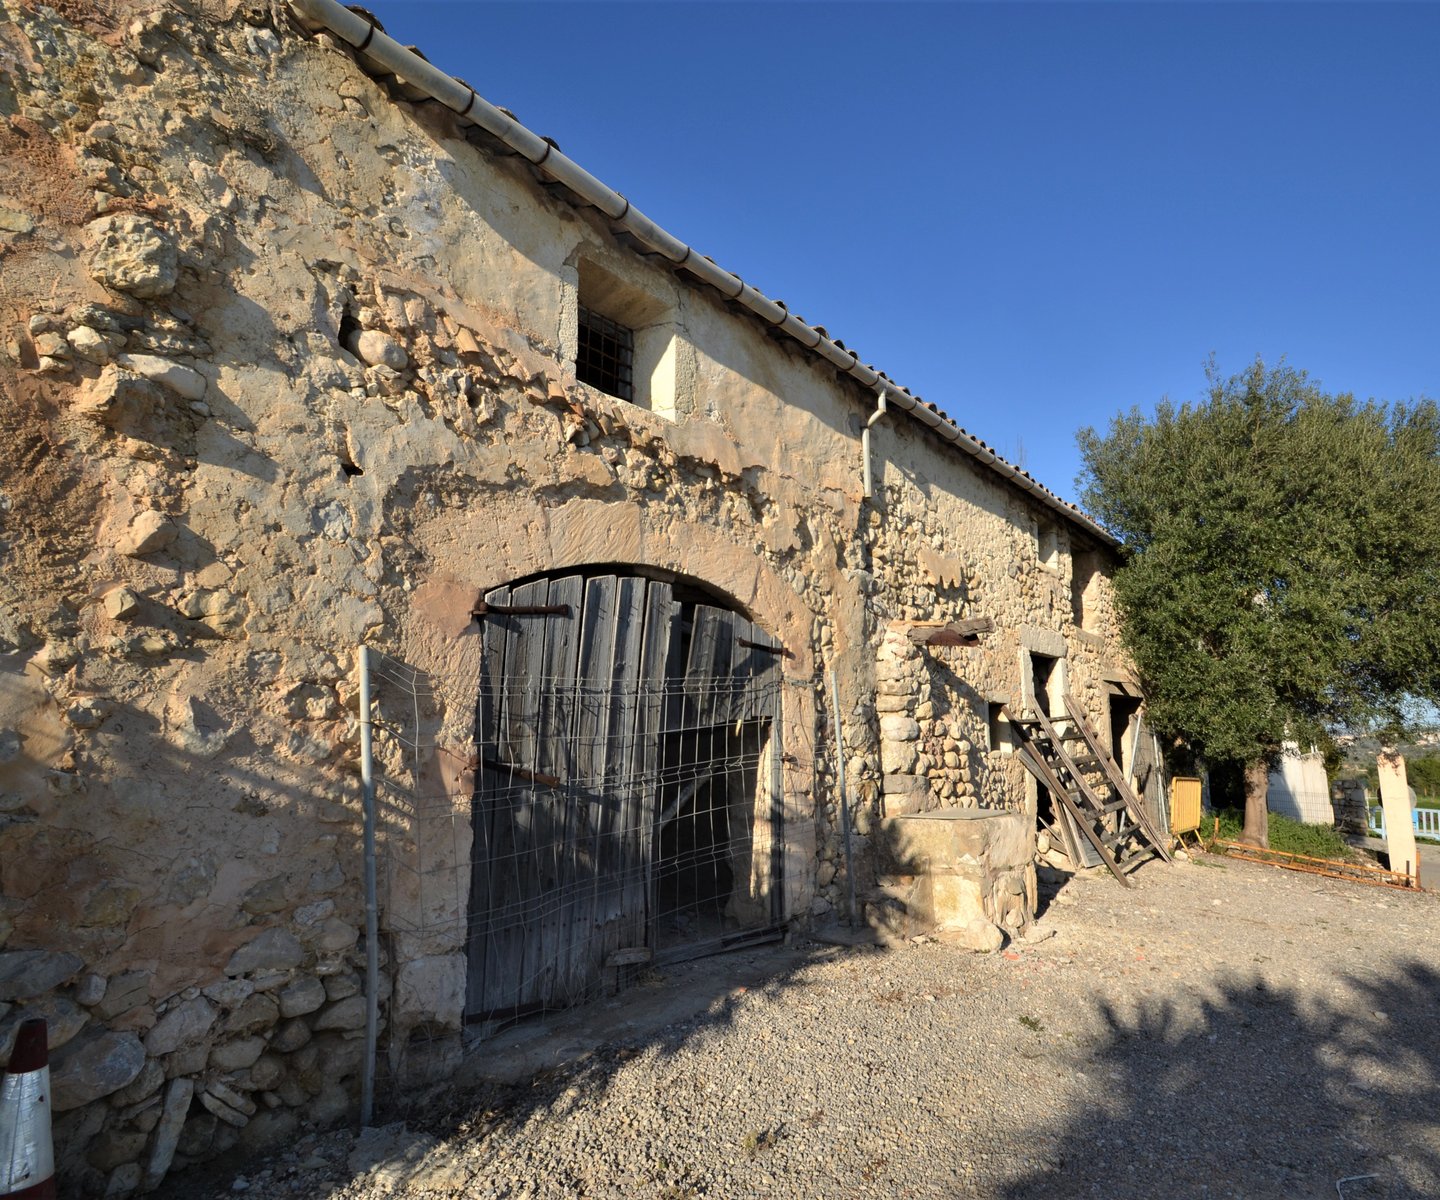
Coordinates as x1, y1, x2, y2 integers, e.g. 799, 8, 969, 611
867, 808, 1036, 945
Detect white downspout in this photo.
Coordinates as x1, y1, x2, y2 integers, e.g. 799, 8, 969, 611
862, 388, 888, 500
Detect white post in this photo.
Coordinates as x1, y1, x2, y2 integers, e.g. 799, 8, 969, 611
1377, 749, 1417, 885
358, 645, 379, 1126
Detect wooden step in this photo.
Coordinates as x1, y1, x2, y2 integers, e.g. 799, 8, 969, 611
1118, 849, 1152, 873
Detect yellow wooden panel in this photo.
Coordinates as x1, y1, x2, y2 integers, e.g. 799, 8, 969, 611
1171, 776, 1203, 834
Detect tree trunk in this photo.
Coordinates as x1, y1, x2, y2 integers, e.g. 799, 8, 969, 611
1240, 759, 1270, 847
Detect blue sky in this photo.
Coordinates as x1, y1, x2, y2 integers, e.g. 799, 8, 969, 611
360, 1, 1439, 506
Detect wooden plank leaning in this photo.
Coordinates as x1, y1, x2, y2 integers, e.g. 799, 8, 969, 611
1062, 694, 1174, 863
1029, 706, 1127, 826
1015, 742, 1131, 888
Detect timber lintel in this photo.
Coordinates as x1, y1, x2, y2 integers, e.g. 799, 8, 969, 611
902, 616, 995, 648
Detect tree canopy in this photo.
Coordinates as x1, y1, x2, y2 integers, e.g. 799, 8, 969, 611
1077, 360, 1440, 838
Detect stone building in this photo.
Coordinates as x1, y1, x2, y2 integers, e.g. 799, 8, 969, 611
0, 0, 1141, 1192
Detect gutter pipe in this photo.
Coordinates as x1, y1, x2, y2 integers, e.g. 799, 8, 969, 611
285, 0, 1116, 548
861, 388, 889, 500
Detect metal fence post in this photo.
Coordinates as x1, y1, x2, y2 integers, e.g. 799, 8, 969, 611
831, 670, 856, 927
358, 645, 378, 1128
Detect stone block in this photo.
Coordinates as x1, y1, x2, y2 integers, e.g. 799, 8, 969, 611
226, 928, 305, 975
313, 995, 366, 1032
880, 739, 918, 774
875, 808, 1030, 875
110, 1058, 164, 1107
936, 918, 1004, 953
306, 918, 358, 953
201, 978, 254, 1009
883, 774, 930, 817
162, 1042, 209, 1079
879, 715, 920, 741
87, 214, 178, 298
277, 975, 325, 1019
51, 1030, 146, 1110
324, 972, 360, 1002
106, 1163, 143, 1197
114, 353, 205, 400
930, 875, 987, 927
144, 997, 217, 1056
239, 876, 290, 916
222, 992, 278, 1036
246, 1054, 284, 1091
209, 1035, 266, 1072
269, 1018, 311, 1053
116, 510, 177, 558
394, 954, 465, 1034
350, 330, 408, 370
0, 949, 83, 1000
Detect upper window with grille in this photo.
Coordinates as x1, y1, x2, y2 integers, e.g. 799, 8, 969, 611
571, 256, 693, 419
576, 306, 634, 402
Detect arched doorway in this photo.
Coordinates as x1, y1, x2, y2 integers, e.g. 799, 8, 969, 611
465, 567, 785, 1023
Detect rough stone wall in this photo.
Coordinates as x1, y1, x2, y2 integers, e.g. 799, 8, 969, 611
0, 2, 1136, 1192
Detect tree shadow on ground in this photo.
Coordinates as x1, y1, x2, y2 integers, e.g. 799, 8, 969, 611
1003, 960, 1440, 1200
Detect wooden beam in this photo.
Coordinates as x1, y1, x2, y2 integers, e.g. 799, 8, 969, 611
903, 616, 994, 648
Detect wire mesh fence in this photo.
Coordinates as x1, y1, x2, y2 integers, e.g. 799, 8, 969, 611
363, 617, 786, 1070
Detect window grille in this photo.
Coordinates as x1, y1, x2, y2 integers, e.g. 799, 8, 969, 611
577, 306, 634, 401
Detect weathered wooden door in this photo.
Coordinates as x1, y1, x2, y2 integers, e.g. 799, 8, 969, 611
466, 573, 782, 1022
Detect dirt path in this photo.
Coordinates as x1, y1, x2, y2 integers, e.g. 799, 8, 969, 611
162, 852, 1440, 1199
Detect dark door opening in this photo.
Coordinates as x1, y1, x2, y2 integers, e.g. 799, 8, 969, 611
1029, 651, 1060, 828
1031, 652, 1060, 719
1109, 692, 1142, 779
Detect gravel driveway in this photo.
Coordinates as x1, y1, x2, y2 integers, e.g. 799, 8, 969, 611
163, 852, 1440, 1199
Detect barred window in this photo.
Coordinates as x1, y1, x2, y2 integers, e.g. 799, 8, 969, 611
577, 306, 634, 402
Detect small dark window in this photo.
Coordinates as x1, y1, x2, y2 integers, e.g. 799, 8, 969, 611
577, 306, 634, 401
987, 702, 1010, 755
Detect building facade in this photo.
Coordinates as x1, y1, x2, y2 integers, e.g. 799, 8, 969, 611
0, 1, 1139, 1191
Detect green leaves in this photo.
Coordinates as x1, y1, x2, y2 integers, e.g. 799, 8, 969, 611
1077, 359, 1440, 765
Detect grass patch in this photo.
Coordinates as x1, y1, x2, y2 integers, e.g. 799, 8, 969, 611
1210, 808, 1353, 859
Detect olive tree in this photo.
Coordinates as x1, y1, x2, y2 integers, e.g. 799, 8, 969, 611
1077, 360, 1440, 846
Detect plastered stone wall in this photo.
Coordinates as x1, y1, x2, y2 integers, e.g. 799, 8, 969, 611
0, 2, 1134, 1192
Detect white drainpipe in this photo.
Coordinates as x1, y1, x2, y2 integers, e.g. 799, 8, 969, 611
285, 0, 1117, 548
862, 388, 888, 501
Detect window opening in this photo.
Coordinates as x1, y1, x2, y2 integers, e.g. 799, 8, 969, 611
1072, 553, 1102, 631
577, 305, 634, 402
1036, 520, 1060, 570
987, 702, 1011, 755
1030, 652, 1061, 719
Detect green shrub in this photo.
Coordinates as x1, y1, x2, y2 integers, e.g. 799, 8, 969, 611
1211, 808, 1352, 859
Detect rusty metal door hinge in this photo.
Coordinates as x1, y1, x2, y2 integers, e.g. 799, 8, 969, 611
738, 637, 793, 660
468, 752, 562, 789
471, 597, 573, 620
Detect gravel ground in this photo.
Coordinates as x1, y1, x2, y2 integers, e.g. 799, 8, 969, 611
162, 852, 1440, 1200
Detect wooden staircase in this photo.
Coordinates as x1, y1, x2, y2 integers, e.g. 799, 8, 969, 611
1010, 693, 1172, 887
